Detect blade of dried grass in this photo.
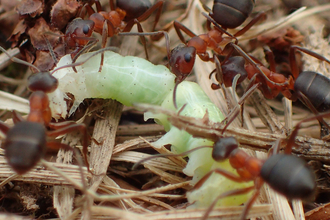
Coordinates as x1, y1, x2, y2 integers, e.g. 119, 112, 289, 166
144, 204, 272, 220
112, 151, 184, 172
0, 90, 29, 113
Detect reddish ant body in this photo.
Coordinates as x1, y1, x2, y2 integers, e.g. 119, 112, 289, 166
0, 47, 106, 174
134, 111, 326, 220
65, 0, 164, 66
213, 45, 330, 112
194, 112, 330, 219
0, 90, 88, 174
167, 1, 266, 107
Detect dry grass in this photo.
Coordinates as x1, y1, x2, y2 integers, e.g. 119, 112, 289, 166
1, 0, 330, 219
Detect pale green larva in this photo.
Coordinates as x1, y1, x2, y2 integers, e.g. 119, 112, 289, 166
48, 51, 253, 208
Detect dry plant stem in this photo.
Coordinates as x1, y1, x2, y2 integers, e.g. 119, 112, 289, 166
135, 104, 330, 162
82, 100, 122, 220
143, 204, 272, 220
54, 133, 81, 219
0, 157, 89, 185
40, 159, 190, 202
243, 83, 285, 134
0, 47, 19, 71
116, 124, 165, 136
89, 100, 123, 185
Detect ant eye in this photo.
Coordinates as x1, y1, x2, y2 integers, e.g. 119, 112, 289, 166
83, 25, 90, 34
184, 53, 192, 63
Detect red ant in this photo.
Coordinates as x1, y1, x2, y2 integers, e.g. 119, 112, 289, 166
171, 0, 265, 68
0, 91, 89, 175
133, 110, 329, 220
210, 44, 330, 132
0, 47, 110, 174
65, 0, 164, 70
167, 0, 266, 107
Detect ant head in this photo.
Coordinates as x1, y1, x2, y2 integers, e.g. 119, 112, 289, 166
169, 45, 196, 83
212, 137, 238, 161
65, 18, 95, 46
28, 72, 58, 93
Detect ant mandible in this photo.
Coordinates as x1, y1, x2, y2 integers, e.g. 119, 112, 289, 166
0, 47, 105, 174
65, 0, 164, 70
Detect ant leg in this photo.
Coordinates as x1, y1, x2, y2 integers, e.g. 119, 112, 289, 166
234, 12, 267, 37
173, 20, 198, 43
202, 185, 255, 220
96, 20, 115, 72
12, 111, 25, 123
0, 121, 10, 134
132, 145, 212, 170
296, 91, 330, 137
290, 45, 330, 78
202, 12, 238, 43
264, 46, 276, 72
150, 0, 194, 41
46, 142, 89, 190
94, 0, 103, 12
71, 40, 98, 72
52, 47, 119, 75
83, 3, 96, 17
213, 55, 224, 86
284, 110, 330, 154
119, 31, 171, 60
239, 178, 263, 220
193, 168, 248, 190
109, 0, 115, 11
222, 82, 260, 133
122, 19, 150, 60
47, 123, 89, 170
0, 46, 40, 72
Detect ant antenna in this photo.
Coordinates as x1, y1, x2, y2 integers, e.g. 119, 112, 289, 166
132, 145, 212, 170
0, 46, 41, 73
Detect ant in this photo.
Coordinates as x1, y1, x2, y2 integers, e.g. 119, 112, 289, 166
133, 110, 330, 220
65, 0, 164, 70
0, 91, 88, 175
167, 0, 266, 107
0, 47, 110, 174
210, 44, 330, 132
171, 0, 265, 68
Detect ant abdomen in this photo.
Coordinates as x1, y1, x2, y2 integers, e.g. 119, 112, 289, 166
294, 71, 330, 112
116, 0, 152, 21
4, 122, 47, 174
212, 0, 254, 29
261, 154, 316, 199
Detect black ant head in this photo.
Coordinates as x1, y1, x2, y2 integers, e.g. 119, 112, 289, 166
212, 137, 238, 161
28, 72, 58, 93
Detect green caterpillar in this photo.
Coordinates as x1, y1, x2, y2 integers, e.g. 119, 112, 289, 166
48, 51, 253, 208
